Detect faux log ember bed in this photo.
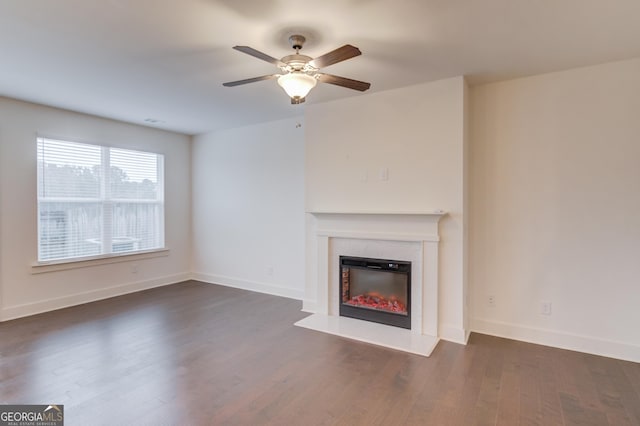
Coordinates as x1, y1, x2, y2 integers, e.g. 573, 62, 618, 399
339, 256, 411, 329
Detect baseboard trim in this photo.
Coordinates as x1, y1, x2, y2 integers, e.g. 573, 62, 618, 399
191, 272, 304, 301
0, 272, 191, 322
473, 317, 640, 363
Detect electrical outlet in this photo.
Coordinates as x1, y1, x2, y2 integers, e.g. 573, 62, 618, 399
541, 301, 552, 316
131, 264, 138, 274
266, 266, 274, 277
487, 295, 495, 307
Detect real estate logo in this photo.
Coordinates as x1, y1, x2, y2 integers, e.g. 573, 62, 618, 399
0, 405, 63, 426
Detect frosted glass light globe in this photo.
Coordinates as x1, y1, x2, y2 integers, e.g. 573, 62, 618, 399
277, 72, 317, 100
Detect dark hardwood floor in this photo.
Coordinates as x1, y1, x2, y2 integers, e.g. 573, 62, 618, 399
1, 281, 639, 425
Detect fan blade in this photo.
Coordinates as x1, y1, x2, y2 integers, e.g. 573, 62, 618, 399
222, 74, 278, 87
309, 45, 362, 69
232, 46, 284, 66
317, 73, 371, 92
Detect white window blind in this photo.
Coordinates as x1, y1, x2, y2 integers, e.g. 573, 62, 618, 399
37, 137, 164, 262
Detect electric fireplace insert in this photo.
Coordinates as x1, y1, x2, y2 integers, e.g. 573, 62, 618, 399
339, 255, 411, 329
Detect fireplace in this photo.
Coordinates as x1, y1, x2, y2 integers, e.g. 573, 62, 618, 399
339, 256, 411, 329
295, 211, 445, 356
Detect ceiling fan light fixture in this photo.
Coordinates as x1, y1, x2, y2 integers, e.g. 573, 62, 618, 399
224, 35, 370, 102
277, 72, 317, 101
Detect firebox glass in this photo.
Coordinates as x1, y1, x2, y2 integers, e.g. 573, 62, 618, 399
343, 268, 408, 316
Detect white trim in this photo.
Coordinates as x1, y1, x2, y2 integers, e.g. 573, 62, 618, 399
191, 272, 304, 301
0, 272, 190, 322
31, 248, 169, 274
473, 317, 640, 363
307, 210, 446, 216
439, 323, 469, 345
301, 300, 317, 313
316, 230, 440, 242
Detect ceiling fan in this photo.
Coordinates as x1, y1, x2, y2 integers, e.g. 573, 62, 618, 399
223, 35, 371, 104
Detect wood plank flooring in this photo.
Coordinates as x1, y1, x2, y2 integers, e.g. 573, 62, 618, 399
1, 280, 639, 425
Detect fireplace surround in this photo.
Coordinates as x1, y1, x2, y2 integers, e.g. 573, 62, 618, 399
296, 211, 446, 356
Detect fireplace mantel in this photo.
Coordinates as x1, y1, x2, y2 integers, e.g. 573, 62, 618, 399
307, 210, 446, 215
297, 210, 446, 356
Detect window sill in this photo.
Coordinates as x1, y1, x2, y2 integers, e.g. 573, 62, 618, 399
31, 248, 170, 274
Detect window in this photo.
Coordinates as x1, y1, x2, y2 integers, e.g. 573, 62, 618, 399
37, 137, 164, 262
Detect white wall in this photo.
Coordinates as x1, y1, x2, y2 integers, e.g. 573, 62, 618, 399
191, 117, 305, 299
470, 57, 640, 362
304, 77, 468, 343
0, 97, 192, 320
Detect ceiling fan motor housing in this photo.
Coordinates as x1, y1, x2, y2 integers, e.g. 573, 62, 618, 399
281, 54, 315, 73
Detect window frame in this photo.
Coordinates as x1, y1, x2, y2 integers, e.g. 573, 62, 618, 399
35, 136, 166, 266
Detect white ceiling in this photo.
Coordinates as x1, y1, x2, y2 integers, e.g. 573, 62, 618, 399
1, 0, 640, 135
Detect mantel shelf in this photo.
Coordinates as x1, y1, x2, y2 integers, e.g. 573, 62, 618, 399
307, 210, 447, 216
